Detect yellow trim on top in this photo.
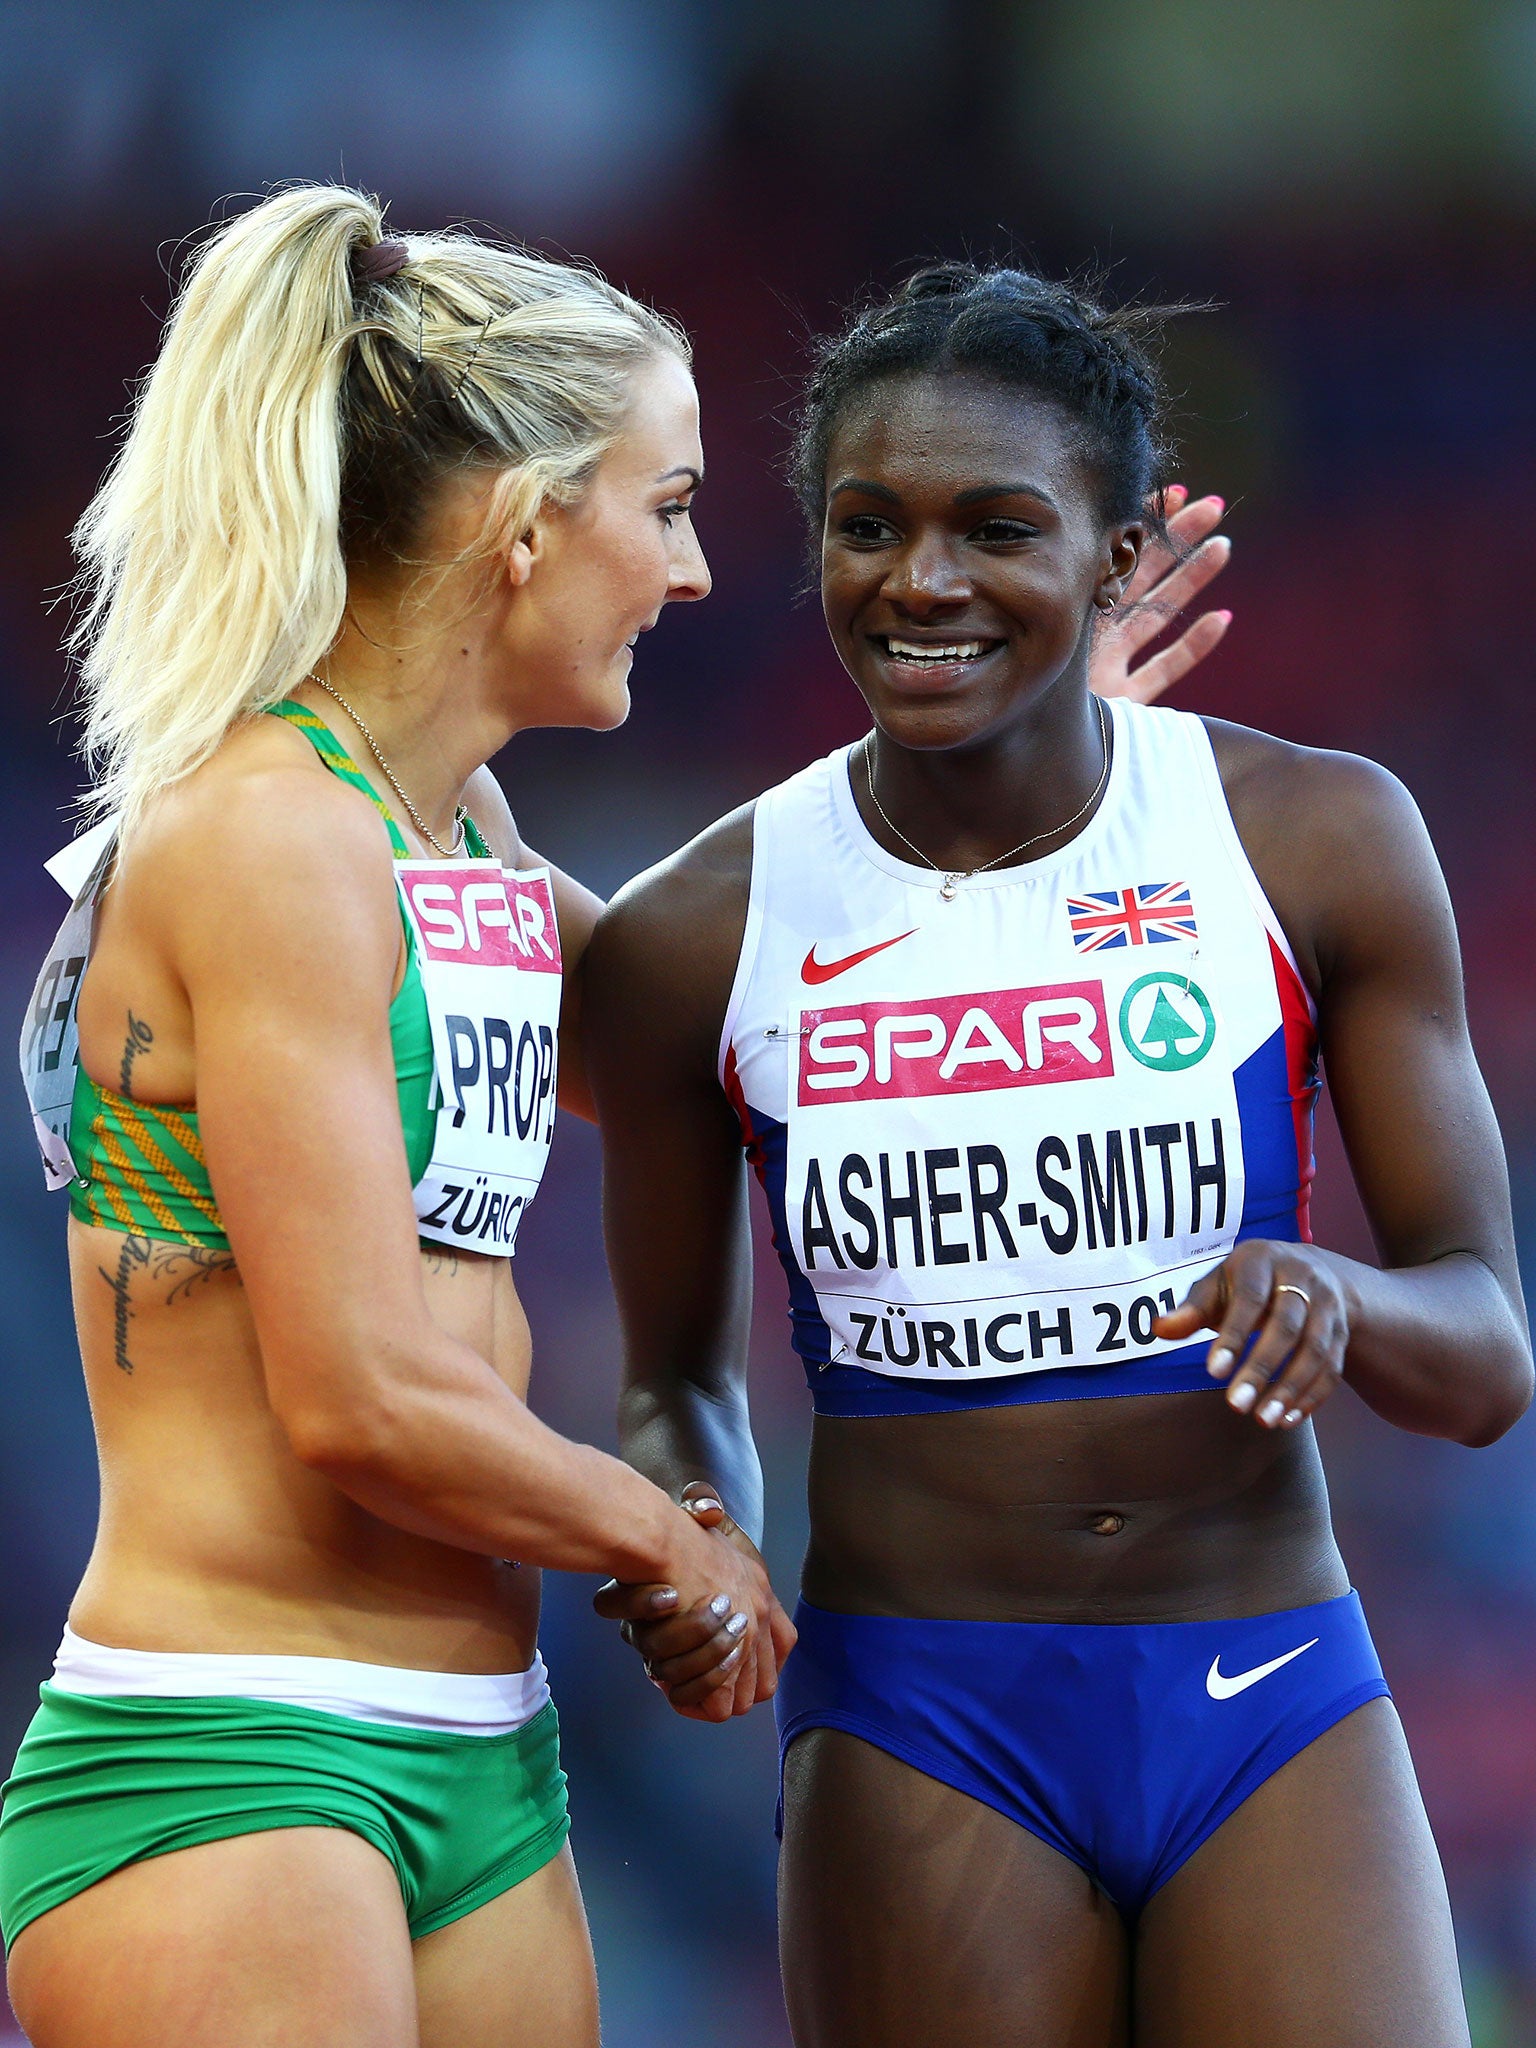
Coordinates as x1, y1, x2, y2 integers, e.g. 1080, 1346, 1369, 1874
92, 1119, 193, 1244
111, 1095, 221, 1228
85, 1118, 138, 1231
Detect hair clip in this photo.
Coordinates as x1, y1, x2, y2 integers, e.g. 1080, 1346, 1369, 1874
452, 314, 494, 401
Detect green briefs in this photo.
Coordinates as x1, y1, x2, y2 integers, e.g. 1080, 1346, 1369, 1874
0, 1686, 569, 1951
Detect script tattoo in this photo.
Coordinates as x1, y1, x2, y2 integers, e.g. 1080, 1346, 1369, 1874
96, 1238, 237, 1373
98, 1233, 152, 1373
118, 1011, 154, 1098
423, 1246, 462, 1278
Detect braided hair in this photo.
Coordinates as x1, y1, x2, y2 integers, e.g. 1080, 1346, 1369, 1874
792, 264, 1185, 540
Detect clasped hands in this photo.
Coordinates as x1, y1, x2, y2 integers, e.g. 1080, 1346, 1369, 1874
594, 1484, 798, 1722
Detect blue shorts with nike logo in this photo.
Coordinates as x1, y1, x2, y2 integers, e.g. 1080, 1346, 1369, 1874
776, 1590, 1388, 1915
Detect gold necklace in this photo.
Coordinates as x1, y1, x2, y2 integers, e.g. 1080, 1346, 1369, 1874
305, 675, 467, 858
863, 696, 1110, 901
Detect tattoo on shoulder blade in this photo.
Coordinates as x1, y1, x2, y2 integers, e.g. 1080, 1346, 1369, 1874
118, 1011, 154, 1098
98, 1234, 152, 1373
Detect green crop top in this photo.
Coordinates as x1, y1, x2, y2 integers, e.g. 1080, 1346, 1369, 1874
67, 701, 488, 1249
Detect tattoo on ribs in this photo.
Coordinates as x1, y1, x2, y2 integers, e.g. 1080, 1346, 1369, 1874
152, 1243, 238, 1302
98, 1233, 151, 1373
118, 1011, 154, 1098
96, 1237, 237, 1372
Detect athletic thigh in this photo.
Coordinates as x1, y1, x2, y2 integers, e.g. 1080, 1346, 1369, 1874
780, 1728, 1128, 2048
6, 1826, 417, 2048
1135, 1698, 1468, 2048
412, 1843, 598, 2048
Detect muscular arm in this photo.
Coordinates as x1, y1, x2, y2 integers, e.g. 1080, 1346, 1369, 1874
167, 766, 753, 1605
1163, 729, 1531, 1446
465, 762, 603, 1122
582, 811, 797, 1716
581, 809, 765, 1534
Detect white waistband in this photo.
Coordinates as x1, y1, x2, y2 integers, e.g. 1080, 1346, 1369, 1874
51, 1627, 551, 1738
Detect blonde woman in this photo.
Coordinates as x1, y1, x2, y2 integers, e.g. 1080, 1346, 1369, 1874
3, 185, 793, 2048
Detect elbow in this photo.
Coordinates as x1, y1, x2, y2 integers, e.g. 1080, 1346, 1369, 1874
279, 1385, 409, 1480
1454, 1351, 1534, 1449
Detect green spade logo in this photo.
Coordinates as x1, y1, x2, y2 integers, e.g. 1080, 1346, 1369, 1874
1119, 972, 1216, 1072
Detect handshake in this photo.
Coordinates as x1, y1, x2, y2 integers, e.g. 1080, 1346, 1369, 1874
593, 1483, 798, 1722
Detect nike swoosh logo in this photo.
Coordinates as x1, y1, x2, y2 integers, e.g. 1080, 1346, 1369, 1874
1206, 1637, 1320, 1700
801, 930, 917, 985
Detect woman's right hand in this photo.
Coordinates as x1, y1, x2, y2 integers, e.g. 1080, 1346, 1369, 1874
593, 1488, 797, 1723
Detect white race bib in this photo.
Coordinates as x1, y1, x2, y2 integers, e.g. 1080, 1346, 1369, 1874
20, 819, 118, 1190
395, 859, 563, 1255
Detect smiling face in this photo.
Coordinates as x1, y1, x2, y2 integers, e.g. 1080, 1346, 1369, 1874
501, 349, 711, 731
820, 373, 1143, 753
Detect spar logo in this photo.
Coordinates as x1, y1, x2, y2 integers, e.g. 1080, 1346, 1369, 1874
1119, 972, 1214, 1072
797, 981, 1113, 1106
400, 866, 562, 973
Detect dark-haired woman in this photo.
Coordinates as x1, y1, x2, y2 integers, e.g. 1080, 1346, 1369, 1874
586, 266, 1531, 2046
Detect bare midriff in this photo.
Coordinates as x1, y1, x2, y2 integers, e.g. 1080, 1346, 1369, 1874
801, 1391, 1349, 1626
65, 1217, 540, 1676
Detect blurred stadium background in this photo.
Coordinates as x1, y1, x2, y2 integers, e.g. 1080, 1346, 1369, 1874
2, 2, 1534, 2041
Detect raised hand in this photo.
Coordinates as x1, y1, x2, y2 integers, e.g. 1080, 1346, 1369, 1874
1090, 486, 1232, 706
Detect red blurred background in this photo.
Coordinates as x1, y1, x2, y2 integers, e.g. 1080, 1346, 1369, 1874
2, 5, 1533, 2041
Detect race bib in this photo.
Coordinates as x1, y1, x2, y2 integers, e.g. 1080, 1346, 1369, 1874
20, 819, 118, 1190
395, 859, 563, 1255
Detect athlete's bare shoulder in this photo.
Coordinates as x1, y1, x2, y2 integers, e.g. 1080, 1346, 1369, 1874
1198, 714, 1442, 993
115, 712, 401, 964
584, 801, 756, 1064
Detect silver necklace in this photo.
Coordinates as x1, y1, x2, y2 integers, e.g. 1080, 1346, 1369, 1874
863, 695, 1110, 901
305, 674, 467, 858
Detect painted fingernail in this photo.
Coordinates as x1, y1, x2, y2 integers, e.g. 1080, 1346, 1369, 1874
1285, 1408, 1304, 1426
709, 1593, 731, 1618
1207, 1347, 1235, 1379
1258, 1398, 1285, 1426
649, 1587, 678, 1611
1209, 495, 1225, 511
1228, 1381, 1257, 1413
1215, 609, 1233, 623
687, 1496, 724, 1516
725, 1613, 749, 1637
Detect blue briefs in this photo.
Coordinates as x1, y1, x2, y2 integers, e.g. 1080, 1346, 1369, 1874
775, 1590, 1389, 1916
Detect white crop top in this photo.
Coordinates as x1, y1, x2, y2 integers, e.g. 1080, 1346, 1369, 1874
717, 699, 1319, 1418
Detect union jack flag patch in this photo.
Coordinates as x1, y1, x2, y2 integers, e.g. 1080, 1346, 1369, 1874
1067, 882, 1198, 952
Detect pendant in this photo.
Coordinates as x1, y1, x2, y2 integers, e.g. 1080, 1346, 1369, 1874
940, 873, 961, 901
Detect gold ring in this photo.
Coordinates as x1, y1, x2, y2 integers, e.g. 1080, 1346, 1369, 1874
1273, 1283, 1311, 1308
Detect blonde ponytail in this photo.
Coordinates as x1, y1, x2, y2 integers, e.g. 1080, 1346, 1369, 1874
70, 183, 688, 838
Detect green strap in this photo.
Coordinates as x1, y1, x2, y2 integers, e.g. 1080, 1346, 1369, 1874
267, 701, 492, 861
